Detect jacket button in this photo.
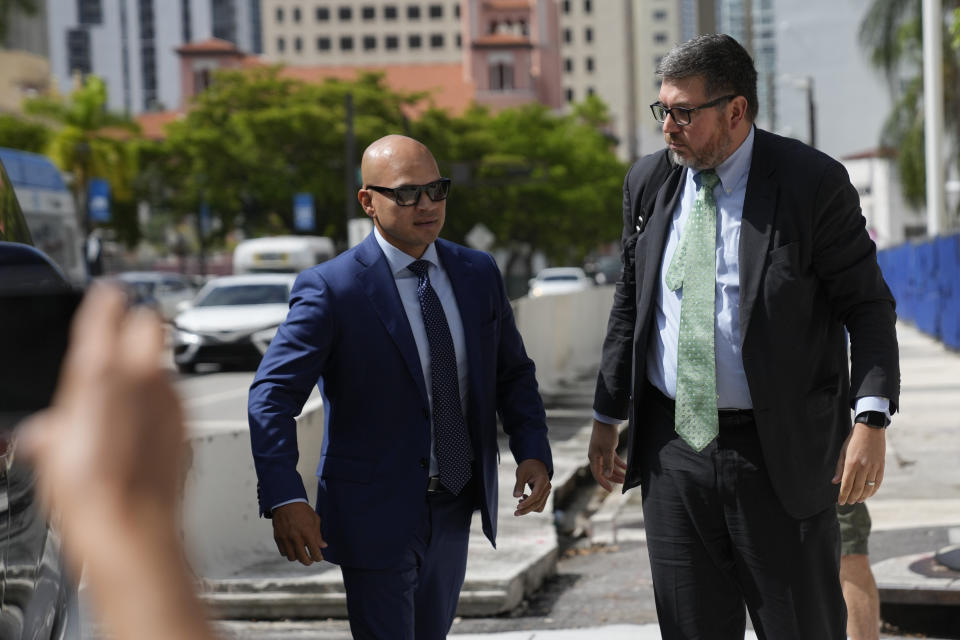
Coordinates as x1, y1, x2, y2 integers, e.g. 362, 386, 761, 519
419, 458, 428, 469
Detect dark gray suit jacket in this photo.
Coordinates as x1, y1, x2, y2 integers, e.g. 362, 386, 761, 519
594, 128, 900, 519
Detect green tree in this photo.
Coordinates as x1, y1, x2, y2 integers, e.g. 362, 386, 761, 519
149, 67, 420, 243
0, 113, 49, 152
412, 94, 625, 277
23, 75, 141, 243
860, 0, 960, 226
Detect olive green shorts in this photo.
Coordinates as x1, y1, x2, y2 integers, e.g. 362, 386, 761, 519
837, 502, 871, 556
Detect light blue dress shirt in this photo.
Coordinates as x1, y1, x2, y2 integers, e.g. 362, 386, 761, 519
272, 230, 470, 511
596, 126, 889, 425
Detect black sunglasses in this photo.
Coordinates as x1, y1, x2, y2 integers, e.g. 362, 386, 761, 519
364, 178, 451, 206
649, 95, 737, 126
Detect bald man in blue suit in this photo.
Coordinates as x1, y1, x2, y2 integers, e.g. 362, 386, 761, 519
248, 135, 553, 639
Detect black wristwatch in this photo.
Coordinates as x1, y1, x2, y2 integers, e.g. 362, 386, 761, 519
855, 411, 890, 429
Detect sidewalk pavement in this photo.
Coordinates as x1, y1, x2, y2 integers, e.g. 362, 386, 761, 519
205, 322, 960, 634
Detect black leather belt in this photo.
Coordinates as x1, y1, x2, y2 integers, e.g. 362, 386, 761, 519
427, 476, 447, 493
647, 384, 754, 426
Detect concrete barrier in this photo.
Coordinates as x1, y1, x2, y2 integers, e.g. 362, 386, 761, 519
181, 397, 325, 578
512, 285, 614, 395
181, 285, 614, 578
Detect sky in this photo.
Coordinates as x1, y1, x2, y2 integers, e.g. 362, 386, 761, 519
773, 0, 894, 160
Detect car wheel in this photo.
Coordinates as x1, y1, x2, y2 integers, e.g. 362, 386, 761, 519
176, 362, 196, 374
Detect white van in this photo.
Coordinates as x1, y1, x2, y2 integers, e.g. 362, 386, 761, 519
233, 235, 336, 275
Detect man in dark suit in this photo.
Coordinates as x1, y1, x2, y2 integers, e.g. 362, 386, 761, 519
248, 135, 553, 639
588, 34, 899, 639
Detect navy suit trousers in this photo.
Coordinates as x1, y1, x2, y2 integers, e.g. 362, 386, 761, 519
340, 479, 477, 639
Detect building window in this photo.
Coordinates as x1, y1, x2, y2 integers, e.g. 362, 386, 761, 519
565, 87, 574, 103
362, 6, 375, 19
456, 32, 462, 47
339, 6, 352, 20
585, 56, 594, 72
562, 0, 570, 13
363, 35, 377, 50
563, 28, 572, 43
654, 32, 668, 44
564, 58, 572, 73
384, 5, 398, 19
587, 87, 595, 96
316, 6, 329, 21
317, 36, 331, 51
408, 33, 422, 48
341, 35, 354, 50
585, 27, 593, 42
454, 2, 460, 18
293, 6, 301, 22
408, 4, 421, 19
429, 4, 443, 18
489, 62, 514, 91
430, 33, 444, 48
653, 9, 667, 20
275, 6, 283, 22
66, 28, 92, 74
385, 35, 399, 49
277, 36, 286, 52
584, 0, 592, 13
77, 0, 103, 25
194, 69, 212, 93
294, 36, 303, 52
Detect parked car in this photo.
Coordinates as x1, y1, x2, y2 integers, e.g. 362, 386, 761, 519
171, 273, 297, 374
527, 267, 594, 298
0, 151, 79, 638
110, 271, 196, 321
233, 235, 335, 274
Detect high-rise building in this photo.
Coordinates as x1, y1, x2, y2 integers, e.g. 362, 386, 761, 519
260, 1, 563, 110
260, 0, 464, 65
713, 0, 776, 130
48, 0, 261, 114
558, 0, 687, 161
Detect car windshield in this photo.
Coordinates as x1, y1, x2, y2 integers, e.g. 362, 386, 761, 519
195, 284, 289, 307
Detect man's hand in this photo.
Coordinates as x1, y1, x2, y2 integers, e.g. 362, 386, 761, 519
272, 502, 327, 565
588, 419, 627, 492
513, 459, 551, 516
833, 423, 886, 505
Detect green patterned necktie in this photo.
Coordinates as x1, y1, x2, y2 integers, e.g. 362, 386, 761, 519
665, 169, 720, 451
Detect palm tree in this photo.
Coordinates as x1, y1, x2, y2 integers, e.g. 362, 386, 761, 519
23, 76, 140, 235
859, 0, 960, 228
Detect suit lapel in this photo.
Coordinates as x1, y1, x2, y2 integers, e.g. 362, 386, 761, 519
354, 233, 429, 403
637, 167, 685, 321
738, 129, 778, 344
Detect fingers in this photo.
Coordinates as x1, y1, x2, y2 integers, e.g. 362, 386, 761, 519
515, 475, 552, 516
273, 504, 326, 565
836, 425, 886, 505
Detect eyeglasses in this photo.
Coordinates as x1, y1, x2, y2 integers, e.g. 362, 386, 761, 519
364, 178, 451, 206
649, 95, 737, 126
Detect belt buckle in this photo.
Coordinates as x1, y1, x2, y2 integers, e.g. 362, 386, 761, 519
427, 476, 444, 493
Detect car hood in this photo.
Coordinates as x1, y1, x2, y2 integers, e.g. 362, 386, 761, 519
174, 304, 290, 334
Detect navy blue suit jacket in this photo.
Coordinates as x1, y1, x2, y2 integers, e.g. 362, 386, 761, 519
249, 232, 552, 569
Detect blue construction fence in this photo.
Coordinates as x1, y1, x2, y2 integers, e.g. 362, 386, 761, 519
877, 232, 960, 350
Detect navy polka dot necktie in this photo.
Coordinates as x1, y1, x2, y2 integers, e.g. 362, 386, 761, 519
407, 259, 473, 494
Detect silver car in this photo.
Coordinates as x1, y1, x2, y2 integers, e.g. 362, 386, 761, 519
171, 273, 297, 374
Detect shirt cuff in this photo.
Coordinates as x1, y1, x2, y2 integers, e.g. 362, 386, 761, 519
593, 410, 625, 425
272, 497, 309, 513
853, 396, 891, 423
